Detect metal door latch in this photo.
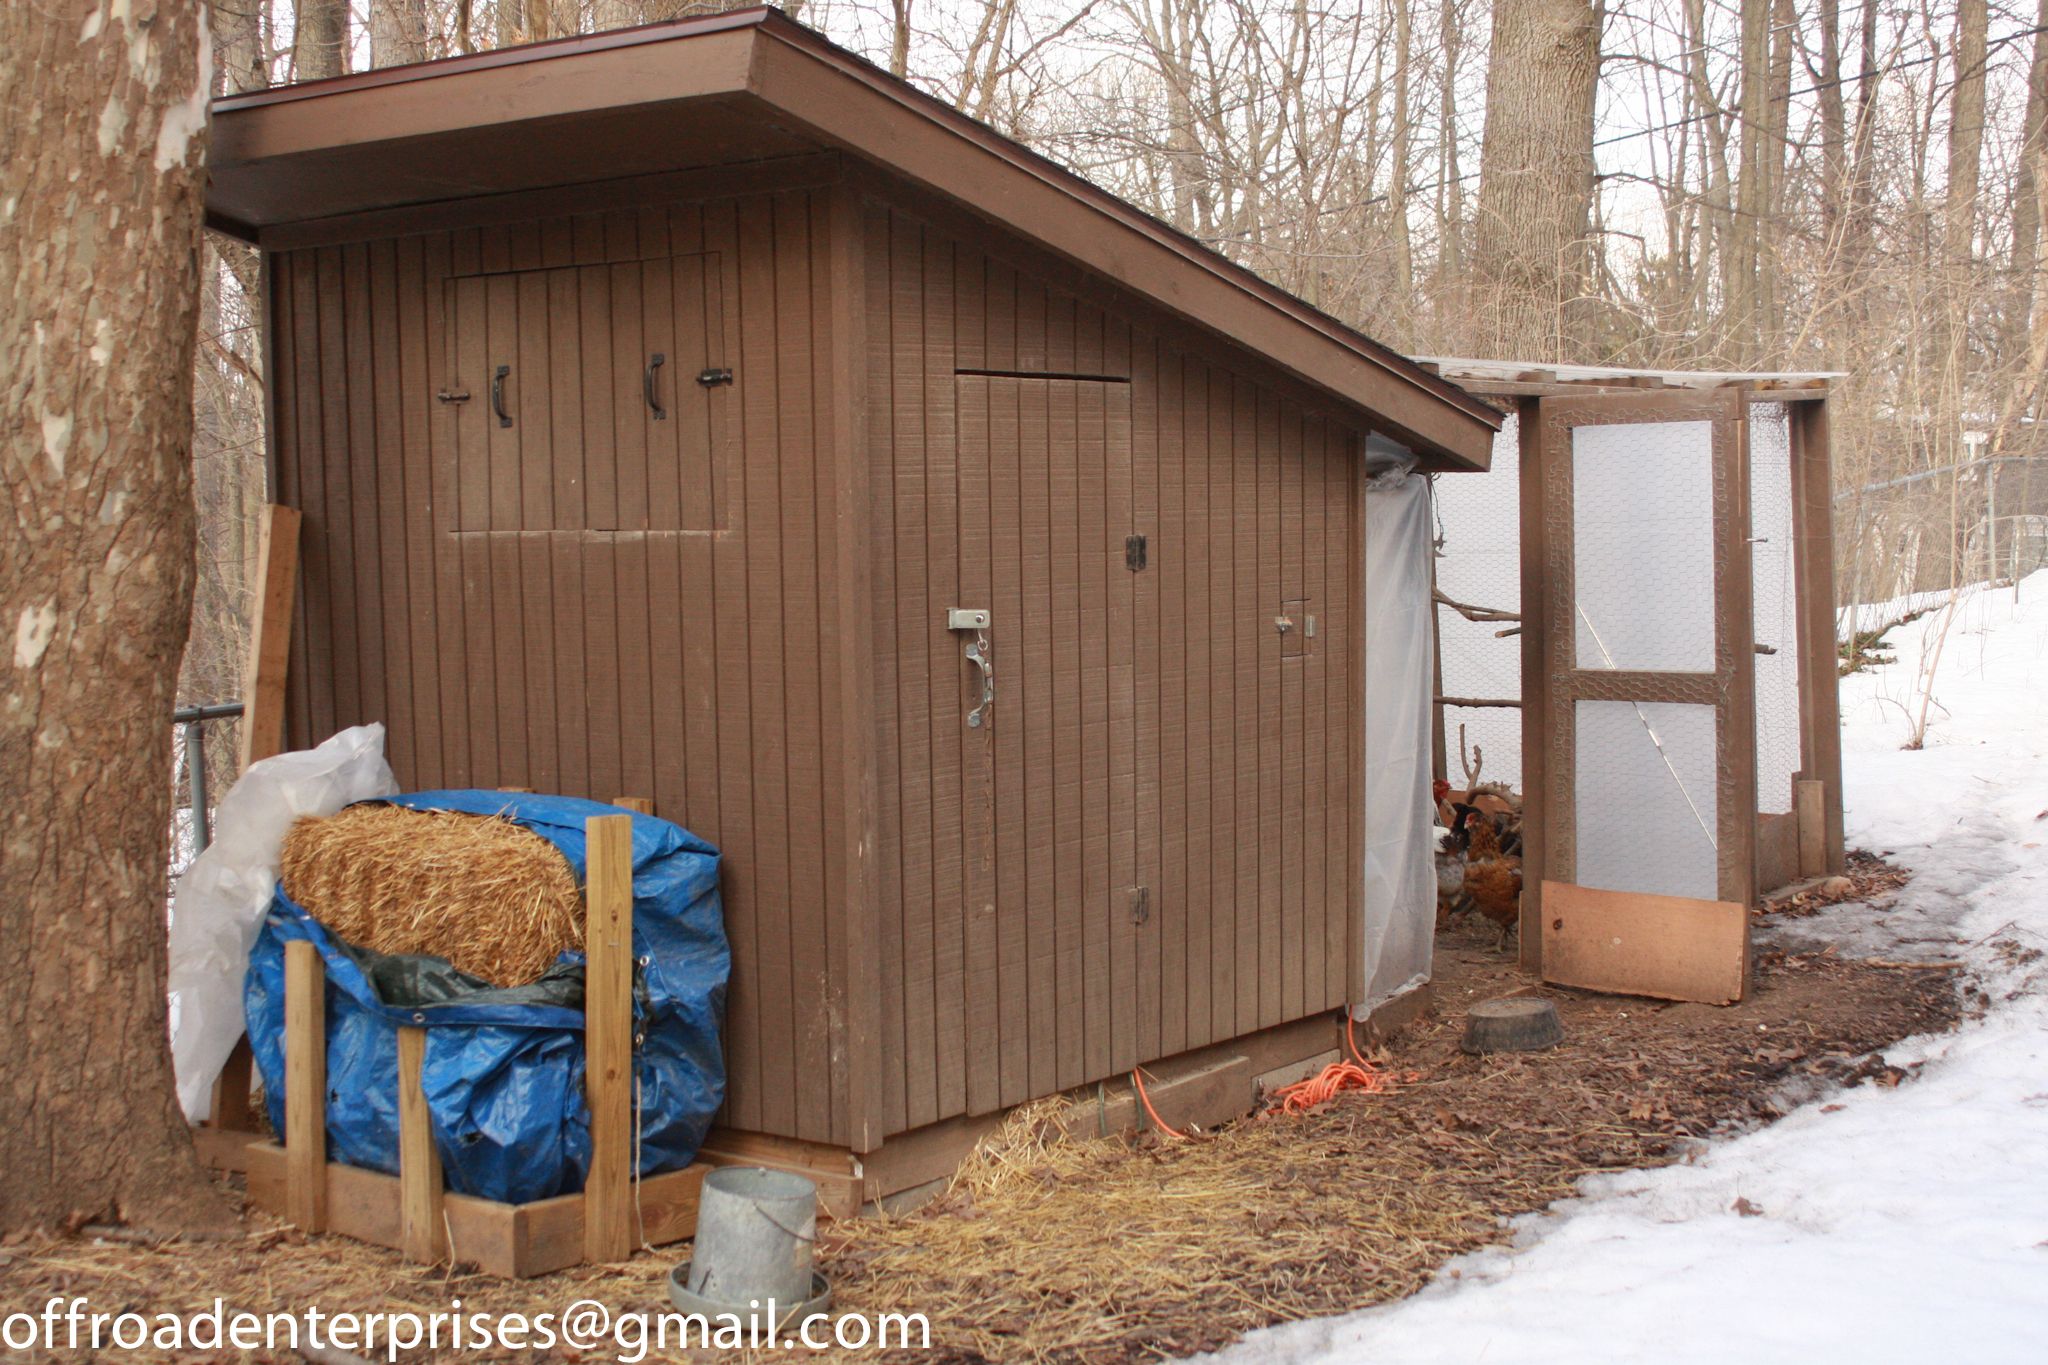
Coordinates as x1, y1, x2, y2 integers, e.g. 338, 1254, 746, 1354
947, 609, 994, 728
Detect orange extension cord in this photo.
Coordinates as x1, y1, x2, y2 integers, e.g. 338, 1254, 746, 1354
1262, 1013, 1417, 1117
1132, 1013, 1419, 1138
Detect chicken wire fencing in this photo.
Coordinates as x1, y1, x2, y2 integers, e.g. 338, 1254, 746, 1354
1431, 411, 1524, 789
1431, 395, 1808, 843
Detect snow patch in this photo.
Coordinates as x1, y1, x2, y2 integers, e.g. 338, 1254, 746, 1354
14, 604, 57, 671
89, 317, 113, 366
1215, 570, 2048, 1365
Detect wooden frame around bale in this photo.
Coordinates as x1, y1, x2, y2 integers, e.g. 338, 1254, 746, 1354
241, 811, 710, 1277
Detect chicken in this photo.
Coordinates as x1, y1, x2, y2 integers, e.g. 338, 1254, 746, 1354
1465, 781, 1525, 857
1434, 826, 1468, 927
1460, 809, 1524, 950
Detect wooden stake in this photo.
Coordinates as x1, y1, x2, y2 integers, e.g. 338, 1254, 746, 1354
1796, 779, 1827, 879
582, 814, 636, 1263
238, 504, 301, 772
397, 1027, 447, 1263
284, 939, 327, 1233
610, 796, 654, 814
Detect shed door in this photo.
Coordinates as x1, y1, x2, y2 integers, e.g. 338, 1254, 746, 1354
438, 253, 726, 799
1529, 389, 1756, 1003
444, 253, 725, 534
954, 375, 1143, 1115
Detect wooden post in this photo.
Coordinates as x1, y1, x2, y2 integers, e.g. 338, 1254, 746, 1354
1795, 779, 1827, 879
397, 1027, 447, 1263
610, 796, 654, 814
284, 939, 327, 1232
238, 503, 301, 772
582, 814, 636, 1263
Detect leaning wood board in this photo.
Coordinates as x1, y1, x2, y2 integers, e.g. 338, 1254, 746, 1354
1540, 880, 1748, 1005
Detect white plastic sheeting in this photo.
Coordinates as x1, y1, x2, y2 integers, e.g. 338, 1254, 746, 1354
1359, 469, 1438, 1011
1750, 402, 1802, 814
168, 724, 397, 1121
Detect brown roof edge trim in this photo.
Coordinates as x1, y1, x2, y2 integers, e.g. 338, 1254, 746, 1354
749, 13, 1500, 433
209, 6, 777, 112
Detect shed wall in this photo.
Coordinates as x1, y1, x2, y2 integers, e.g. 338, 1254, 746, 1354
266, 187, 859, 1146
860, 195, 1365, 1139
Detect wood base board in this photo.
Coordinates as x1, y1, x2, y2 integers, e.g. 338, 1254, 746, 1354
192, 1125, 265, 1173
243, 1142, 706, 1278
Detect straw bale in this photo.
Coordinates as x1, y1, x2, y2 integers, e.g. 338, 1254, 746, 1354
279, 804, 581, 987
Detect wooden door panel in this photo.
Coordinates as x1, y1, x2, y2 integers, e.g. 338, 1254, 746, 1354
444, 254, 724, 534
954, 374, 1137, 1111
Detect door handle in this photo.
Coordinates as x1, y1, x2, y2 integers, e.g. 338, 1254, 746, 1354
491, 364, 512, 428
947, 609, 994, 729
645, 353, 667, 420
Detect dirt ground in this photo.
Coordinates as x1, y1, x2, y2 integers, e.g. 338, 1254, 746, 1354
0, 863, 1962, 1364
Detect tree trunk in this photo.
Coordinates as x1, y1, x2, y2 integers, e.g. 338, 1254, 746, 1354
1732, 0, 1770, 360
889, 0, 913, 78
1470, 0, 1600, 358
592, 1, 647, 34
2009, 1, 2048, 363
294, 0, 348, 80
1945, 0, 1989, 270
1388, 0, 1414, 310
214, 0, 268, 94
1434, 0, 1465, 338
0, 0, 232, 1236
370, 0, 430, 68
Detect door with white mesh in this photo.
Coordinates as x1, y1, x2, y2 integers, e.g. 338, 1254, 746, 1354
1529, 390, 1757, 1001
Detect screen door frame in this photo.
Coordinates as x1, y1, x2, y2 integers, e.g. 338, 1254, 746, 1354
1519, 388, 1757, 984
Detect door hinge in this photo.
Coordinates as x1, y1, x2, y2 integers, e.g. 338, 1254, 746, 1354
697, 367, 734, 387
1128, 885, 1151, 926
1125, 534, 1147, 572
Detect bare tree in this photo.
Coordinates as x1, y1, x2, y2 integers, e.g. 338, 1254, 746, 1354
0, 0, 231, 1234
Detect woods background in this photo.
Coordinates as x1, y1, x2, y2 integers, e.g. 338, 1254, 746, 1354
185, 0, 2048, 728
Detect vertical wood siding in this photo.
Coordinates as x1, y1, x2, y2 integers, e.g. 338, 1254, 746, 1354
863, 201, 1363, 1138
269, 189, 853, 1146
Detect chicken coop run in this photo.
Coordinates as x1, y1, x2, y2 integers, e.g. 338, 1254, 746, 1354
1422, 360, 1847, 1003
202, 10, 1500, 1208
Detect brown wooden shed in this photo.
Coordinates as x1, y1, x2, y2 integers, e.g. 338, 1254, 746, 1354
205, 8, 1500, 1203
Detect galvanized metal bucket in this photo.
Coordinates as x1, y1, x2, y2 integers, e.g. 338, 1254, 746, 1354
685, 1167, 819, 1311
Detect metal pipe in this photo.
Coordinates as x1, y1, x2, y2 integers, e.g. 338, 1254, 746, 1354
184, 720, 211, 855
172, 701, 244, 724
171, 700, 242, 856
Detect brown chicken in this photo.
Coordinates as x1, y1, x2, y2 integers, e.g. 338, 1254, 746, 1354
1461, 810, 1524, 950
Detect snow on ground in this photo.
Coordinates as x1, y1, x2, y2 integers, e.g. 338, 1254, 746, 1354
1218, 572, 2048, 1364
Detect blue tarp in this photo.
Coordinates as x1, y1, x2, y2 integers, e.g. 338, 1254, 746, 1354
245, 792, 728, 1206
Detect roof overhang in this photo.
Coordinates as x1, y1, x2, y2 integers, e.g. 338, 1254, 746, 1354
208, 8, 1500, 469
1414, 356, 1842, 402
